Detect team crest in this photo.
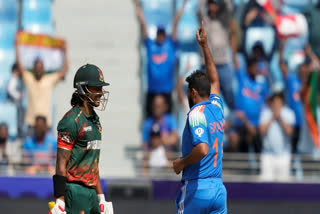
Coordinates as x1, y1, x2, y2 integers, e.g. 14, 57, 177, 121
98, 69, 104, 82
97, 122, 102, 133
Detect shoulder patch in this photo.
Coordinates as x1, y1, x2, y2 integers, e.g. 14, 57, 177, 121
189, 105, 207, 128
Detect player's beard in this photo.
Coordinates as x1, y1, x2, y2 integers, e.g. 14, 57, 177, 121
188, 95, 194, 109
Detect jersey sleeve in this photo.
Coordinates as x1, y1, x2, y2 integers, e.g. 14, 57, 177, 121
188, 105, 209, 146
57, 116, 78, 150
209, 94, 224, 114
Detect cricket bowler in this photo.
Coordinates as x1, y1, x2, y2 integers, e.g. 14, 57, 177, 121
173, 22, 227, 214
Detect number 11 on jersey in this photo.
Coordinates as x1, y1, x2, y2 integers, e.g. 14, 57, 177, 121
212, 138, 223, 167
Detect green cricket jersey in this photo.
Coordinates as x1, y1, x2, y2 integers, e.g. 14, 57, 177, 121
57, 106, 102, 187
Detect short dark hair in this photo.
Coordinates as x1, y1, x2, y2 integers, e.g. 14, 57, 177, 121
207, 0, 217, 5
12, 63, 18, 72
0, 123, 8, 130
35, 115, 47, 124
247, 57, 258, 67
186, 70, 210, 98
270, 91, 285, 102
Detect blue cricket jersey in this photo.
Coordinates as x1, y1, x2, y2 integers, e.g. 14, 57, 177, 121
144, 37, 177, 93
234, 67, 269, 127
285, 72, 303, 127
181, 94, 225, 181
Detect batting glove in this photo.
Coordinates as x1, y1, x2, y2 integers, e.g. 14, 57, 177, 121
50, 199, 66, 214
97, 194, 113, 214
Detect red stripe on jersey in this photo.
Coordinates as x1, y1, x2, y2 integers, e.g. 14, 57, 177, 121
57, 139, 73, 150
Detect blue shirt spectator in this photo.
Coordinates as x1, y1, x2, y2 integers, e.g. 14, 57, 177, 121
24, 133, 56, 155
142, 94, 178, 170
143, 114, 177, 148
234, 60, 269, 127
142, 94, 178, 151
285, 72, 303, 127
23, 116, 56, 175
144, 37, 177, 93
134, 0, 186, 116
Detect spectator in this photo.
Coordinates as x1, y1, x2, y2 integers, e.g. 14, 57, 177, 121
142, 95, 178, 169
229, 58, 269, 153
259, 91, 295, 181
279, 39, 304, 153
8, 63, 23, 103
134, 0, 186, 116
15, 41, 68, 131
197, 0, 237, 109
7, 63, 25, 137
252, 42, 271, 82
0, 123, 8, 162
23, 116, 57, 175
241, 0, 269, 29
143, 124, 169, 169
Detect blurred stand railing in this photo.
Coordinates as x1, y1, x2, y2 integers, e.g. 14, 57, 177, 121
0, 140, 55, 176
125, 145, 320, 182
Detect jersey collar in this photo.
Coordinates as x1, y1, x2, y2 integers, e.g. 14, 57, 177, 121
78, 106, 99, 121
187, 100, 211, 115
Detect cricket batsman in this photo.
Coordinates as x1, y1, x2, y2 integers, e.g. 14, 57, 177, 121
50, 64, 113, 214
173, 22, 227, 214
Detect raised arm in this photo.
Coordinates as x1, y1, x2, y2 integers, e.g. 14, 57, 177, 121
229, 19, 239, 69
57, 42, 69, 80
15, 37, 26, 76
172, 0, 187, 41
134, 0, 148, 39
279, 38, 288, 77
196, 21, 220, 95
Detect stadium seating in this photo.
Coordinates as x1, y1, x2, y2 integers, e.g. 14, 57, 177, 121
140, 0, 174, 39
281, 0, 312, 14
0, 22, 17, 50
0, 102, 18, 140
0, 0, 18, 23
0, 49, 15, 103
22, 0, 54, 35
244, 26, 276, 58
176, 0, 199, 52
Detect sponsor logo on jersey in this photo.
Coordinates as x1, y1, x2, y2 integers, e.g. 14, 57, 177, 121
87, 140, 102, 150
61, 134, 71, 144
84, 126, 92, 132
195, 127, 204, 137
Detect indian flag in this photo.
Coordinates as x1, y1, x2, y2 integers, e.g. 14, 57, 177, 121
304, 71, 320, 148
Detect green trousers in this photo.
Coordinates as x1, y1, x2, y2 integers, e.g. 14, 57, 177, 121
65, 182, 100, 214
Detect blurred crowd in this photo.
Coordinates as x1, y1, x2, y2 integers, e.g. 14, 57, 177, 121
135, 0, 320, 180
0, 0, 65, 175
0, 0, 320, 180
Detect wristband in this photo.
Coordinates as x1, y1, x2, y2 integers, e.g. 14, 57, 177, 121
97, 194, 105, 202
53, 175, 67, 198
